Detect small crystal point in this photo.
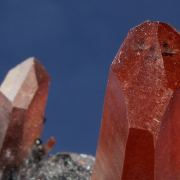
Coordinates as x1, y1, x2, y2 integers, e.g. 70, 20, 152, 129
92, 21, 180, 180
0, 57, 50, 168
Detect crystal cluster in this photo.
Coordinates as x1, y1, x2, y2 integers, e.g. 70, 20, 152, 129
92, 21, 180, 180
0, 21, 179, 180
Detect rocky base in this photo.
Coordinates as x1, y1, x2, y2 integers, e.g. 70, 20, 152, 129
1, 152, 95, 180
18, 152, 95, 180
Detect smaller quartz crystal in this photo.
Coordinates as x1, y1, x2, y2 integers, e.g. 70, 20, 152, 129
0, 58, 50, 171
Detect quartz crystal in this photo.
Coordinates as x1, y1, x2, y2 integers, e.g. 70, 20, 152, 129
0, 58, 50, 171
92, 21, 180, 180
0, 58, 95, 180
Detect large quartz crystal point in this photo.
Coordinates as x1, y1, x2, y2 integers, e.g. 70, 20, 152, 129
92, 21, 180, 180
0, 57, 50, 168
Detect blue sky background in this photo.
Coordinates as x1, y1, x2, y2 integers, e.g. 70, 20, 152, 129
0, 0, 179, 155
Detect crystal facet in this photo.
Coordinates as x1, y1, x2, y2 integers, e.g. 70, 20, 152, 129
0, 58, 50, 169
92, 21, 180, 180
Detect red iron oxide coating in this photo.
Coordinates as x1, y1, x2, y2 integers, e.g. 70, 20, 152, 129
92, 21, 180, 180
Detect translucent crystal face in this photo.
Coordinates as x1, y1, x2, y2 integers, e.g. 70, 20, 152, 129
0, 58, 38, 109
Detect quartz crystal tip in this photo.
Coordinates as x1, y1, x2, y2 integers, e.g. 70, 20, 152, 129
0, 57, 50, 170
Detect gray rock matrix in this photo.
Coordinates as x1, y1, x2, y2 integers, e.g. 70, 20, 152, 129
1, 152, 95, 180
18, 152, 94, 180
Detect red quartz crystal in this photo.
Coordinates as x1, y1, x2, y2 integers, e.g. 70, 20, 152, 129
44, 136, 56, 154
92, 21, 180, 180
0, 58, 50, 169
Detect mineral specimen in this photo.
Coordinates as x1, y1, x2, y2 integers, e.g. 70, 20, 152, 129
92, 21, 180, 180
0, 58, 95, 180
0, 58, 50, 174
